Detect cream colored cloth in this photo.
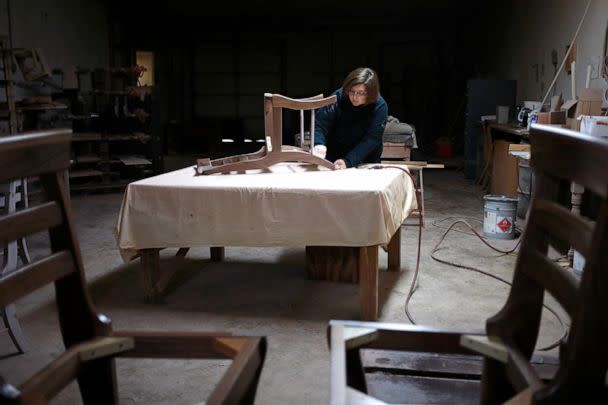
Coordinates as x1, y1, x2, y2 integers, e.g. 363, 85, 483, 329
115, 163, 417, 262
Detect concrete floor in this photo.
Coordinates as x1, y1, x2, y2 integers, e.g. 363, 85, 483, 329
0, 168, 567, 404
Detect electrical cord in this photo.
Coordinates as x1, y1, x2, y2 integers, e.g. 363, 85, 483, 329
363, 164, 567, 351
365, 164, 424, 325
428, 218, 567, 351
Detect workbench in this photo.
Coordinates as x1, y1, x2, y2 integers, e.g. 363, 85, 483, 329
115, 163, 417, 321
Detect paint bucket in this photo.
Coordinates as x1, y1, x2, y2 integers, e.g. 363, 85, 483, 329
483, 195, 518, 239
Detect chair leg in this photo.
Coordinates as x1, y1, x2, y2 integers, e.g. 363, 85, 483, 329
479, 357, 514, 405
78, 358, 119, 405
1, 304, 28, 353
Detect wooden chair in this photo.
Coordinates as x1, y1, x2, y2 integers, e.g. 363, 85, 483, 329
0, 130, 267, 404
329, 124, 608, 404
197, 93, 336, 175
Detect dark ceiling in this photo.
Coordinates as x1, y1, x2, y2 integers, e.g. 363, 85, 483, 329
110, 0, 498, 32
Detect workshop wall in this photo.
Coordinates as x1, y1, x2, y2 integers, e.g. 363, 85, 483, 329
101, 1, 490, 157
0, 0, 108, 76
484, 0, 608, 106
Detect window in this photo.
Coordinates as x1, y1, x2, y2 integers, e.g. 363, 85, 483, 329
135, 51, 154, 86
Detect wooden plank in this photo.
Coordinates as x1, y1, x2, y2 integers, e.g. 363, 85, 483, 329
215, 337, 245, 358
113, 331, 237, 359
346, 387, 387, 405
344, 327, 379, 350
207, 337, 266, 405
19, 345, 82, 400
77, 337, 134, 362
460, 335, 508, 363
68, 169, 103, 178
365, 373, 480, 404
331, 325, 347, 405
362, 349, 484, 377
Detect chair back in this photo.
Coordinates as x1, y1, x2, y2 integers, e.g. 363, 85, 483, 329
263, 93, 336, 153
483, 124, 608, 403
0, 129, 107, 347
0, 130, 267, 404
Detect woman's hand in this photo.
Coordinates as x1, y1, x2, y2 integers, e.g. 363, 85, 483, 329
313, 145, 327, 159
334, 159, 347, 170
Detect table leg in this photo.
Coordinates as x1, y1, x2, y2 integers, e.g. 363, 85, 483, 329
359, 245, 379, 321
387, 227, 402, 272
211, 247, 225, 261
139, 248, 161, 302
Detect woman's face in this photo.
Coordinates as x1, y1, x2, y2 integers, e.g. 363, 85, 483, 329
347, 84, 368, 106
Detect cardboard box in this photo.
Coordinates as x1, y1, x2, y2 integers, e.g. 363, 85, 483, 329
491, 140, 518, 197
576, 88, 603, 116
537, 110, 566, 125
562, 89, 602, 131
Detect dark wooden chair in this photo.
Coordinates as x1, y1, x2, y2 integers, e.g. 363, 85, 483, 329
329, 124, 608, 404
0, 130, 267, 404
197, 93, 337, 175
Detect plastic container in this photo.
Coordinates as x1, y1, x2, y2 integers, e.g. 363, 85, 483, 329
435, 138, 454, 158
517, 158, 533, 219
483, 195, 518, 239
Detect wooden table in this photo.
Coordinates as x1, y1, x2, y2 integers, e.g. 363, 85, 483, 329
116, 164, 417, 321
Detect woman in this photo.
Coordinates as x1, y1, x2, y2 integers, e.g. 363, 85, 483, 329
313, 67, 388, 169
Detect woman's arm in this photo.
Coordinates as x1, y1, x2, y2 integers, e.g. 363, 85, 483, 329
343, 101, 388, 167
314, 93, 339, 147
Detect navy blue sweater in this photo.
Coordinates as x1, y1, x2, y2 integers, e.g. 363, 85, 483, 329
314, 88, 388, 168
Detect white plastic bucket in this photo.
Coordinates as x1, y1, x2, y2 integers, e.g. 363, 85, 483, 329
517, 158, 533, 219
483, 195, 518, 240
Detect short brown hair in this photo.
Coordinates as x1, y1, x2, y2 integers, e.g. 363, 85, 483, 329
342, 67, 380, 104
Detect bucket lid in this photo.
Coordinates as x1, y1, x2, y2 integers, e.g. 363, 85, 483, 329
483, 194, 518, 203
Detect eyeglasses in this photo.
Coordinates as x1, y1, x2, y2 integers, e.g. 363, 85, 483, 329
348, 89, 368, 97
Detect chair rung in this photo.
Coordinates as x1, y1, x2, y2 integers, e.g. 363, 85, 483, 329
0, 201, 63, 244
526, 251, 579, 317
535, 199, 593, 257
0, 251, 75, 307
460, 334, 508, 363
78, 337, 135, 361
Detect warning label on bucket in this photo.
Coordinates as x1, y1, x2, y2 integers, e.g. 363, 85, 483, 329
484, 212, 513, 234
497, 218, 512, 232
